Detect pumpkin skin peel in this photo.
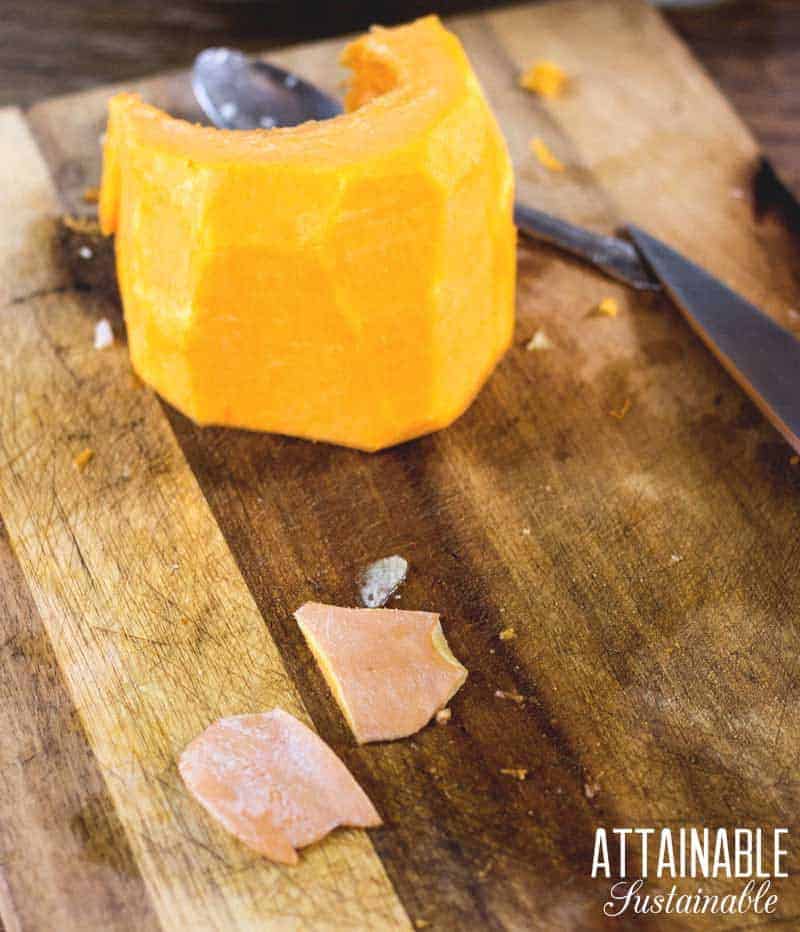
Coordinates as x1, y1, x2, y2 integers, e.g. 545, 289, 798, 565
100, 16, 515, 451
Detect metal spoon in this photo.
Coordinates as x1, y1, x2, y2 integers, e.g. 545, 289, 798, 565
192, 47, 659, 292
192, 48, 342, 130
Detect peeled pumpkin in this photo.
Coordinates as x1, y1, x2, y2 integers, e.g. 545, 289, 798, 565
100, 15, 515, 452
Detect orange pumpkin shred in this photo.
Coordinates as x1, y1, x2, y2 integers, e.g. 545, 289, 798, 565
519, 61, 567, 99
99, 16, 516, 451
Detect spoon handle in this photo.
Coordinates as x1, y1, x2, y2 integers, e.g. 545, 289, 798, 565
513, 203, 659, 292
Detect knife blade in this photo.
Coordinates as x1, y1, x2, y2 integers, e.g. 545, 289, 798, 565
627, 226, 800, 454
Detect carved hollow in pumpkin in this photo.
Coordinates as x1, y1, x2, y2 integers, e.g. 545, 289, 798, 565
100, 15, 516, 451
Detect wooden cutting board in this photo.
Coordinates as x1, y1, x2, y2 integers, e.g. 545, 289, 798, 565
2, 1, 799, 929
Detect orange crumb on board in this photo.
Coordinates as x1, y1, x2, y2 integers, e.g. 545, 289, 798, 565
62, 214, 101, 235
790, 455, 799, 466
414, 920, 430, 929
435, 708, 452, 725
519, 61, 567, 98
495, 689, 525, 704
500, 767, 528, 781
83, 186, 100, 204
609, 398, 632, 420
73, 448, 94, 470
596, 297, 619, 317
179, 708, 381, 865
530, 137, 565, 172
295, 602, 467, 744
499, 627, 516, 641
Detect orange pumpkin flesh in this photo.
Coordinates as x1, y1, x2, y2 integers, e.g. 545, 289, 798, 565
100, 16, 515, 451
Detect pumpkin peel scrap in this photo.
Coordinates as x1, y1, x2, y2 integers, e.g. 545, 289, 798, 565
179, 709, 381, 864
294, 602, 468, 744
100, 16, 515, 451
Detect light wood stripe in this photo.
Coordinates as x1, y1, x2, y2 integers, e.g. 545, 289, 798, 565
0, 109, 409, 931
0, 518, 160, 932
485, 0, 798, 325
0, 109, 68, 305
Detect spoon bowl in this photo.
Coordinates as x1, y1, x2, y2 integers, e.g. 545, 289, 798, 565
192, 47, 342, 130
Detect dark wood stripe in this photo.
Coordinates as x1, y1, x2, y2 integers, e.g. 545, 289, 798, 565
157, 13, 642, 927
0, 518, 161, 932
165, 371, 641, 931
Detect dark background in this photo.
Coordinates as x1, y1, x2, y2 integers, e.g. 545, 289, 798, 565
0, 0, 798, 195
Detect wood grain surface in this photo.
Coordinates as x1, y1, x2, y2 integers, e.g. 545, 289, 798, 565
667, 0, 800, 200
2, 1, 800, 929
0, 518, 160, 932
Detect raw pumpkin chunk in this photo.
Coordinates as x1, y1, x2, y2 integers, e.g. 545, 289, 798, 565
178, 708, 381, 864
100, 16, 515, 451
295, 602, 468, 743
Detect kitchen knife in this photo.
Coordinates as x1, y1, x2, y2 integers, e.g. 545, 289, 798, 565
628, 226, 800, 454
